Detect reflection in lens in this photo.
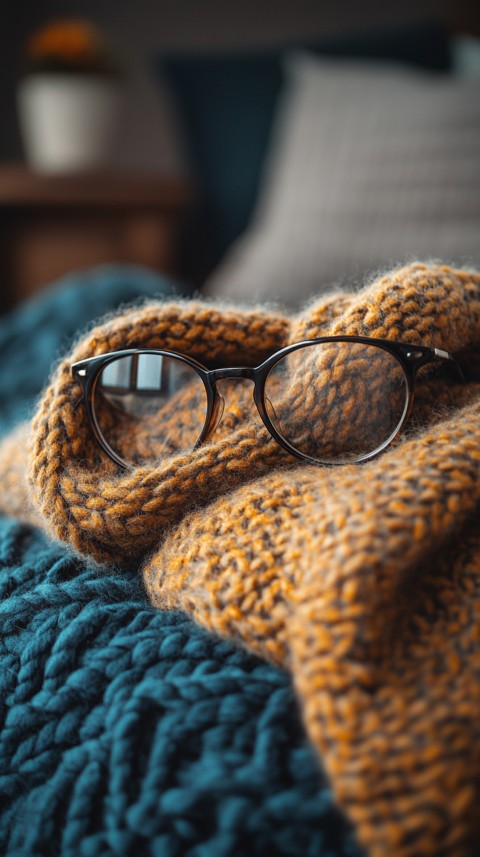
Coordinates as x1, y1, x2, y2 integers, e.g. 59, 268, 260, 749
264, 341, 408, 463
94, 353, 208, 465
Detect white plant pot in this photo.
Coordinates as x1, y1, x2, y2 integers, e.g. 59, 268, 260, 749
17, 74, 122, 173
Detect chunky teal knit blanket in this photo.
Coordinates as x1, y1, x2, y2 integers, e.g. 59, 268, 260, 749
0, 267, 362, 857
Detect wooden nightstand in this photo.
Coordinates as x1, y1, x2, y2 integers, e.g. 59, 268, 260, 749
0, 165, 192, 313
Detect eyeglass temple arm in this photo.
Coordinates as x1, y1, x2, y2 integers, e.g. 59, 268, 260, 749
433, 348, 465, 382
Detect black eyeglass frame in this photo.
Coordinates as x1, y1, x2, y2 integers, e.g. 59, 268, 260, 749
71, 336, 460, 470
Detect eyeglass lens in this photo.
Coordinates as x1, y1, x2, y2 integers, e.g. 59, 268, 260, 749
94, 353, 208, 465
264, 341, 408, 463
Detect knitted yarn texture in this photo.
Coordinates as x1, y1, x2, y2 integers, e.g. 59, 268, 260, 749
2, 519, 360, 857
1, 262, 480, 857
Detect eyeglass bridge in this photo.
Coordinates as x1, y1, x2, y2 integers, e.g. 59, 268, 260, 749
208, 367, 257, 383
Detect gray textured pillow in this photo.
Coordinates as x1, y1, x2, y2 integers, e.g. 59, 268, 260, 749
204, 53, 480, 306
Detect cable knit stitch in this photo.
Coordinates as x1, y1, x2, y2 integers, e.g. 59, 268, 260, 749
1, 262, 480, 857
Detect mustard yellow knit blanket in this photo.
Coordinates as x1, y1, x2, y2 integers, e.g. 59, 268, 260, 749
1, 262, 480, 857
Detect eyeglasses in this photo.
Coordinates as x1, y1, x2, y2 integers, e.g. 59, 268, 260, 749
71, 336, 460, 470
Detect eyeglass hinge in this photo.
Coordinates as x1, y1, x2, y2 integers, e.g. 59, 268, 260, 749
72, 366, 87, 378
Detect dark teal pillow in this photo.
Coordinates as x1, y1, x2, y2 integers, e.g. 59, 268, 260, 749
155, 22, 451, 283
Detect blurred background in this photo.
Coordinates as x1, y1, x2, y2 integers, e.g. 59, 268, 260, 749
1, 0, 480, 314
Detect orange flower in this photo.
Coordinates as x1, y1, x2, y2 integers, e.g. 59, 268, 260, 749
27, 20, 103, 64
23, 19, 123, 77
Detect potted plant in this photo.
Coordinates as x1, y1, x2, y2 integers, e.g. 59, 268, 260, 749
17, 19, 124, 173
